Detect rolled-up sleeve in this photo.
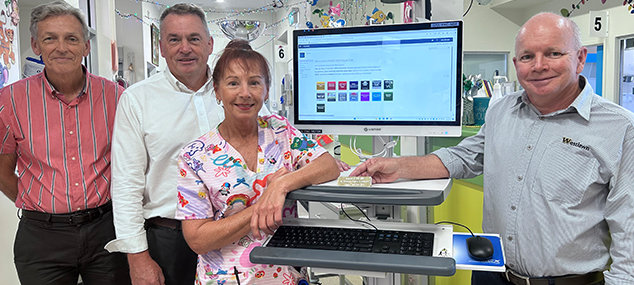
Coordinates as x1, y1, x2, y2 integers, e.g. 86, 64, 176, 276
105, 92, 149, 253
432, 125, 486, 180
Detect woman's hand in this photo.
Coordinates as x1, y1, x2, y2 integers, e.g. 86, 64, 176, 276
250, 167, 290, 240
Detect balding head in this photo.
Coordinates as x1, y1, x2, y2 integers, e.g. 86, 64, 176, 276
512, 12, 587, 114
515, 12, 581, 55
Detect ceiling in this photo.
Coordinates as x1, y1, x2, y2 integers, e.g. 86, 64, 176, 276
156, 0, 280, 10
21, 0, 282, 10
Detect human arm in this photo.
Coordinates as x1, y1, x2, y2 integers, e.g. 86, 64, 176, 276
105, 93, 164, 284
127, 251, 165, 285
0, 153, 18, 202
251, 154, 339, 239
335, 159, 351, 172
603, 134, 634, 283
349, 154, 449, 184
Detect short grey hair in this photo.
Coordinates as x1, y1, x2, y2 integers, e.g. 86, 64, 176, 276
515, 12, 582, 52
30, 0, 89, 42
159, 3, 210, 38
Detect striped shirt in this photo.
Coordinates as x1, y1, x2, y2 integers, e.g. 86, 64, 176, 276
434, 76, 634, 282
0, 69, 123, 214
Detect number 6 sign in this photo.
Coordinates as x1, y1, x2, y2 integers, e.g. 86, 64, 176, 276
276, 45, 287, 62
589, 11, 608, 38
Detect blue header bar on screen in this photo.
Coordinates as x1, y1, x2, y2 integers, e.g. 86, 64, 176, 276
298, 38, 454, 49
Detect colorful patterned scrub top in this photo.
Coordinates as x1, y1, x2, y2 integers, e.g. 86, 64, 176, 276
175, 115, 328, 285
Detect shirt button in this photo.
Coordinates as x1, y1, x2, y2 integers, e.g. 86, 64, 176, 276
511, 205, 516, 210
77, 207, 81, 210
75, 183, 79, 186
527, 145, 532, 150
517, 175, 523, 181
69, 131, 74, 135
71, 157, 76, 161
507, 236, 513, 241
509, 263, 515, 268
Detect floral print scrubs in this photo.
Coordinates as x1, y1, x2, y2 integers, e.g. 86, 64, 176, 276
176, 115, 327, 285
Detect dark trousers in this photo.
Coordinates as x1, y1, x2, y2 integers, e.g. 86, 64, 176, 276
471, 271, 605, 285
14, 210, 131, 285
146, 222, 198, 285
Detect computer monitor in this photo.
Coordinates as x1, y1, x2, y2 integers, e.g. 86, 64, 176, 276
292, 21, 463, 137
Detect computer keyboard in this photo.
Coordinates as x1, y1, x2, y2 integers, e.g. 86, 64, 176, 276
266, 225, 434, 256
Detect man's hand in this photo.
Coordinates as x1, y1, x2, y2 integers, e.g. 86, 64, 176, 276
0, 153, 18, 202
349, 157, 400, 184
250, 167, 290, 240
127, 251, 165, 285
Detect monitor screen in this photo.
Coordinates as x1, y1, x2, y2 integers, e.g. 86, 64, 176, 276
293, 21, 463, 137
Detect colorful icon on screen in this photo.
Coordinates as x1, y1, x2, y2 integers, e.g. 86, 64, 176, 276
384, 80, 393, 89
384, 92, 393, 101
349, 81, 358, 90
327, 82, 336, 90
338, 81, 347, 90
360, 92, 370, 101
316, 82, 325, 90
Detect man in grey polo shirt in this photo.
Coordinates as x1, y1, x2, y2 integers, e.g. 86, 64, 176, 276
351, 12, 634, 285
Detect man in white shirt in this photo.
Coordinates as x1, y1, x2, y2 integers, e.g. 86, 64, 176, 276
105, 4, 224, 285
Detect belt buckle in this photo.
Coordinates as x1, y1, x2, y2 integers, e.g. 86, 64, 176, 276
69, 212, 89, 225
506, 269, 531, 285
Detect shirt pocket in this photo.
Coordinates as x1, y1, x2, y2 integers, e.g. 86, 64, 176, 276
531, 143, 599, 205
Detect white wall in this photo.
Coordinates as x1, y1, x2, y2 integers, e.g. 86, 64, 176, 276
115, 0, 143, 85
141, 2, 161, 78
0, 197, 19, 284
462, 0, 520, 84
93, 0, 117, 78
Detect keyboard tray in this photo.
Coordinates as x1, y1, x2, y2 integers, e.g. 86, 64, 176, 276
287, 178, 453, 206
249, 219, 456, 276
250, 247, 455, 276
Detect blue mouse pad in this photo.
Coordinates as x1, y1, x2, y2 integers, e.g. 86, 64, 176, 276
453, 233, 506, 272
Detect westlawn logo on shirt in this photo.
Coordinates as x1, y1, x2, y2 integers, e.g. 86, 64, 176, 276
562, 137, 590, 151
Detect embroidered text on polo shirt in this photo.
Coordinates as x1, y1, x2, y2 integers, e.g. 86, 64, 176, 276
562, 137, 590, 151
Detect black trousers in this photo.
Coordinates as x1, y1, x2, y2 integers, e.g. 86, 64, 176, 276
14, 210, 131, 285
471, 271, 605, 285
146, 222, 198, 285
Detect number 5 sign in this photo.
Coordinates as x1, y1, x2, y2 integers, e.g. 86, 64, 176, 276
589, 11, 608, 37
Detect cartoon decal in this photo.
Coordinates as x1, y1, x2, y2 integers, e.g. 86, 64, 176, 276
188, 158, 206, 175
219, 182, 231, 195
184, 140, 205, 157
177, 191, 189, 207
0, 11, 15, 69
290, 137, 316, 151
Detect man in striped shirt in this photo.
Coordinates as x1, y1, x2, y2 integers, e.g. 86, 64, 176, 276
0, 1, 130, 284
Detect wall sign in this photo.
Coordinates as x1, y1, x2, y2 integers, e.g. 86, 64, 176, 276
589, 11, 608, 38
276, 45, 287, 62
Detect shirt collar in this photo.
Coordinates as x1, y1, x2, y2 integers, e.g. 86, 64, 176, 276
43, 65, 89, 102
514, 75, 593, 121
164, 65, 213, 94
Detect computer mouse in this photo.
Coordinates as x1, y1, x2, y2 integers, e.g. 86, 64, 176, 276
466, 236, 494, 261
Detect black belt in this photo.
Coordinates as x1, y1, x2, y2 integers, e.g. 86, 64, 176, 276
21, 201, 112, 225
505, 269, 604, 285
146, 217, 182, 230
